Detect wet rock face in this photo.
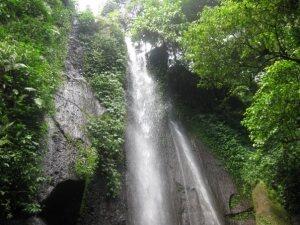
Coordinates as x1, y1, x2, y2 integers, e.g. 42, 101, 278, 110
40, 79, 104, 200
77, 170, 127, 225
0, 220, 27, 225
192, 140, 255, 225
162, 119, 255, 225
0, 217, 47, 225
39, 20, 104, 224
40, 20, 104, 200
191, 140, 235, 215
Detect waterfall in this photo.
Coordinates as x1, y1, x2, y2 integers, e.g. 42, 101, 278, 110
125, 37, 224, 225
125, 37, 174, 225
170, 121, 224, 225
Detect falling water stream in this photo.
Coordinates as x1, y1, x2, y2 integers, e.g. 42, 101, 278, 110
125, 37, 175, 225
170, 121, 223, 225
125, 37, 224, 225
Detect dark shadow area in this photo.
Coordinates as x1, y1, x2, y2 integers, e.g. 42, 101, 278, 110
0, 220, 25, 225
41, 180, 85, 225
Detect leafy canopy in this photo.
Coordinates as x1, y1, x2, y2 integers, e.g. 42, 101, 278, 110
182, 0, 300, 91
129, 0, 187, 45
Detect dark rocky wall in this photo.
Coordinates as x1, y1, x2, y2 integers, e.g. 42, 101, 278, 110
192, 139, 255, 225
76, 169, 127, 225
37, 19, 104, 225
161, 118, 255, 225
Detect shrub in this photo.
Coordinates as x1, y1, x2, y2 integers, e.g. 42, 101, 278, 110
78, 11, 127, 198
75, 141, 98, 180
0, 0, 74, 218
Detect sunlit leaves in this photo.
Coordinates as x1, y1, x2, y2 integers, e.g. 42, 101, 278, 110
243, 60, 300, 151
130, 0, 187, 45
75, 142, 98, 180
242, 60, 300, 209
182, 0, 300, 92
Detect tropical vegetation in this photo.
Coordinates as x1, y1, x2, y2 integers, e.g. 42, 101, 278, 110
0, 0, 299, 223
129, 0, 300, 219
0, 0, 74, 218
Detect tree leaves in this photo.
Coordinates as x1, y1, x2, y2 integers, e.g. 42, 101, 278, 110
182, 0, 300, 94
130, 0, 187, 45
34, 98, 43, 108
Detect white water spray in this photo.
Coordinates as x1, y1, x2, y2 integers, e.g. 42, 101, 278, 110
125, 37, 174, 225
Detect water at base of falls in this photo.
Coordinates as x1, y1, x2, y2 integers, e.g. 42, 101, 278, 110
125, 37, 223, 225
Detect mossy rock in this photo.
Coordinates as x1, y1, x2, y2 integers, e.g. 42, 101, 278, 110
252, 182, 291, 225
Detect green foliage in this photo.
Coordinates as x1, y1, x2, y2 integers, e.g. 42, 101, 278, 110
88, 115, 124, 161
182, 0, 300, 92
78, 12, 126, 198
77, 10, 98, 35
90, 72, 125, 117
229, 194, 254, 221
128, 0, 220, 48
181, 0, 218, 21
129, 0, 187, 45
87, 115, 124, 197
74, 141, 98, 180
0, 0, 51, 24
0, 0, 74, 219
82, 22, 126, 74
243, 60, 299, 151
243, 60, 300, 211
229, 193, 243, 210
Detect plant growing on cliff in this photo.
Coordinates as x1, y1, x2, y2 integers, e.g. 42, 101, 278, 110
78, 9, 127, 198
0, 0, 74, 218
74, 141, 98, 180
87, 115, 125, 197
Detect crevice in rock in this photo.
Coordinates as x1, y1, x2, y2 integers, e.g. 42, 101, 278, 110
226, 207, 254, 218
50, 116, 70, 142
40, 180, 85, 225
55, 93, 89, 116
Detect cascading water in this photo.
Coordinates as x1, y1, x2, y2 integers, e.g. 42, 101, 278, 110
125, 37, 224, 225
125, 37, 175, 225
170, 121, 224, 225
